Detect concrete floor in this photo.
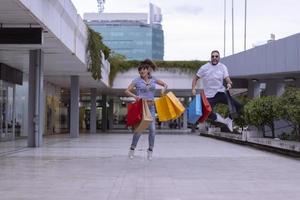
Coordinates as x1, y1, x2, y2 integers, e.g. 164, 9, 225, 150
1, 133, 300, 200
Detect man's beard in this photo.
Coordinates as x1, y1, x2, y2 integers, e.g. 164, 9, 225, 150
211, 61, 219, 65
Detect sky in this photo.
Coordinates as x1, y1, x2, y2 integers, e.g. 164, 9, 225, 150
71, 0, 300, 61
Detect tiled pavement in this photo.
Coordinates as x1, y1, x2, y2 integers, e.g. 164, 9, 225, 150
1, 133, 300, 200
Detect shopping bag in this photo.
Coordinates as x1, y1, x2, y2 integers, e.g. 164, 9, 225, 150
126, 99, 142, 126
188, 94, 202, 124
166, 92, 185, 117
198, 91, 212, 123
155, 95, 176, 122
134, 99, 153, 133
165, 95, 177, 118
225, 90, 238, 119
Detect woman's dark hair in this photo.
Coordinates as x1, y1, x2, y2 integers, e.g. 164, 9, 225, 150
138, 59, 157, 71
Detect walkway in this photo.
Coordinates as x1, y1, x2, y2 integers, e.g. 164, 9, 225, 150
1, 133, 300, 200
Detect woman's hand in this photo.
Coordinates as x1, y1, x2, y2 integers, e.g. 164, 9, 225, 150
134, 95, 140, 101
161, 84, 168, 95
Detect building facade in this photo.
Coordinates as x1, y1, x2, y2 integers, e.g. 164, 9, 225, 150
84, 8, 164, 60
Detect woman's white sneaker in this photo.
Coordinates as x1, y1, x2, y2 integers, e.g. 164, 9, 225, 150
147, 150, 153, 160
128, 149, 134, 159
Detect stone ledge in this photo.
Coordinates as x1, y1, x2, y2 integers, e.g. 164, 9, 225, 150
200, 131, 300, 157
247, 138, 300, 152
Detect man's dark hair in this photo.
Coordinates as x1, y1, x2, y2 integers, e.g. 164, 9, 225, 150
211, 50, 220, 55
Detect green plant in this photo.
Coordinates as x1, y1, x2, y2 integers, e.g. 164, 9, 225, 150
244, 96, 281, 138
108, 57, 207, 86
86, 27, 110, 80
108, 54, 136, 86
233, 95, 249, 132
279, 87, 300, 141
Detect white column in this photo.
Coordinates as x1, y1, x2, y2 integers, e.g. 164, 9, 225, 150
90, 88, 97, 134
21, 79, 28, 137
248, 81, 260, 98
265, 80, 285, 96
70, 76, 79, 138
102, 95, 107, 132
296, 79, 300, 88
28, 50, 44, 147
183, 110, 188, 129
108, 99, 114, 130
12, 85, 16, 140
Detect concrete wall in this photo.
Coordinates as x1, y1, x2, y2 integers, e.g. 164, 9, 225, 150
113, 69, 201, 90
101, 52, 110, 86
221, 33, 300, 78
19, 0, 87, 64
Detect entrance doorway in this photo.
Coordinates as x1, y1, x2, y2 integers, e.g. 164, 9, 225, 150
0, 80, 15, 141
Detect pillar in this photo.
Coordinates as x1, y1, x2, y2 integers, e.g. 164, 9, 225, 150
70, 76, 79, 138
28, 49, 44, 147
248, 80, 261, 98
265, 80, 285, 96
102, 95, 108, 132
90, 88, 97, 134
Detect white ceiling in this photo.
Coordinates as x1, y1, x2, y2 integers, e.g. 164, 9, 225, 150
0, 0, 108, 89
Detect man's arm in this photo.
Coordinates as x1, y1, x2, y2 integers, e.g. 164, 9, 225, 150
224, 76, 233, 90
192, 75, 200, 95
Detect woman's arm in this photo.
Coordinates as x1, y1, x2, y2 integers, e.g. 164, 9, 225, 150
156, 79, 168, 95
125, 83, 139, 101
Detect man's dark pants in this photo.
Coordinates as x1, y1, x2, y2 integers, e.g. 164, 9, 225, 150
207, 92, 243, 121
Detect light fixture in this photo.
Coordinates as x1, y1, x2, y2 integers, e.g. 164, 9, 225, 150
251, 79, 258, 82
284, 77, 295, 82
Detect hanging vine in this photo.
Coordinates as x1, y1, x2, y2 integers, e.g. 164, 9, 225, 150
108, 53, 206, 86
86, 27, 110, 80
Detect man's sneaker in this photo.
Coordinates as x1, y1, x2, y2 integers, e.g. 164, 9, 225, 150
147, 149, 153, 161
128, 149, 134, 159
225, 117, 233, 132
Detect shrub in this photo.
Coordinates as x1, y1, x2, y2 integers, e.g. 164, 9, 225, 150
244, 96, 281, 138
279, 87, 300, 141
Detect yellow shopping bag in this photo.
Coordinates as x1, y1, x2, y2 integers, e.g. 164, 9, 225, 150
166, 92, 185, 117
155, 92, 184, 122
155, 95, 176, 122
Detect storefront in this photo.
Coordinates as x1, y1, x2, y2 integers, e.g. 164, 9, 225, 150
0, 63, 24, 141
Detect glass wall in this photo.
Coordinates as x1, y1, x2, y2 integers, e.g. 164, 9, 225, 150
89, 23, 164, 60
0, 80, 14, 141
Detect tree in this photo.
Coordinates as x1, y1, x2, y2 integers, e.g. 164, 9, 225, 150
279, 87, 300, 141
244, 96, 281, 138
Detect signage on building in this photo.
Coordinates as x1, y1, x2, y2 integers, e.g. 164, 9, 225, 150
0, 63, 23, 85
150, 3, 162, 24
0, 28, 43, 44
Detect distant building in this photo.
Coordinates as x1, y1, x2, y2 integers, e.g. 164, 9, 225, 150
84, 4, 164, 60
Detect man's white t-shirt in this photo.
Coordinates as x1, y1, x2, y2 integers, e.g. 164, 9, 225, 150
196, 62, 229, 98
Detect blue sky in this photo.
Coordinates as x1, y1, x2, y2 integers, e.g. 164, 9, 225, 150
72, 0, 300, 60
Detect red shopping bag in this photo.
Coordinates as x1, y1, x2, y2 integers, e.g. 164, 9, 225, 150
198, 91, 212, 123
126, 99, 142, 126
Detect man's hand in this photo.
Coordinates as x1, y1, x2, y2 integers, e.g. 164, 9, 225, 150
226, 83, 232, 90
192, 89, 196, 96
